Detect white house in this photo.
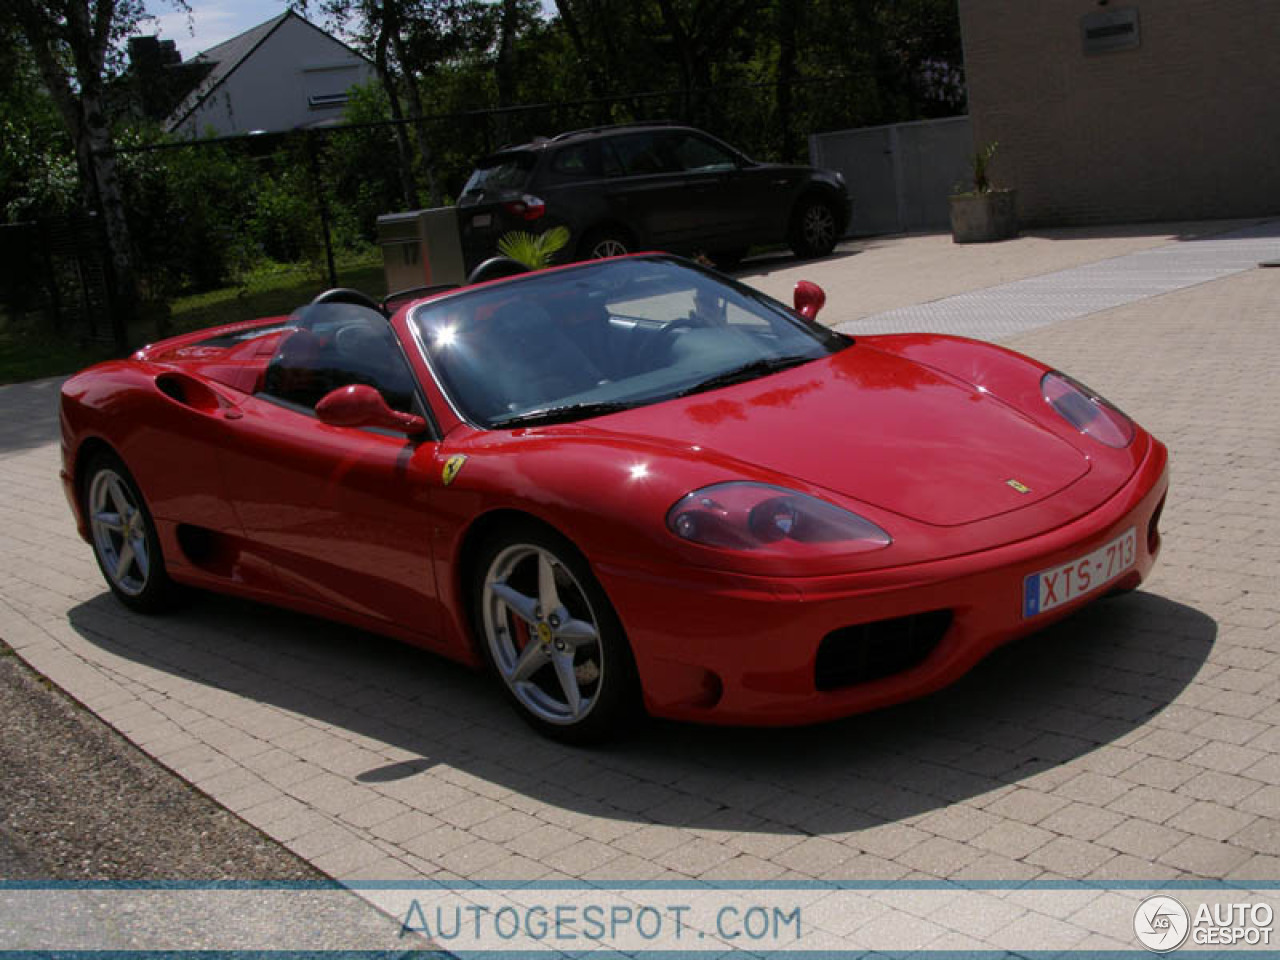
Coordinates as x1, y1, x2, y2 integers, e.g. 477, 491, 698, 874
166, 11, 376, 137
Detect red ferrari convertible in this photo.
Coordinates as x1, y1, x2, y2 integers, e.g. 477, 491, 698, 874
60, 255, 1167, 741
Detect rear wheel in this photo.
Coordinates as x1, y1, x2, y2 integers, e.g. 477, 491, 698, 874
474, 523, 640, 743
83, 451, 177, 612
580, 226, 633, 260
789, 196, 840, 259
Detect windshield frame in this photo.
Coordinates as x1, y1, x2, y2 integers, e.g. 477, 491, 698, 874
406, 255, 851, 431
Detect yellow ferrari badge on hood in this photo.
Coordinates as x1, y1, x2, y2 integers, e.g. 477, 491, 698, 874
442, 455, 468, 486
1006, 478, 1031, 494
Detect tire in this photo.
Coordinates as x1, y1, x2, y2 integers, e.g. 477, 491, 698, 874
788, 196, 840, 259
472, 521, 641, 744
580, 226, 633, 261
82, 450, 178, 613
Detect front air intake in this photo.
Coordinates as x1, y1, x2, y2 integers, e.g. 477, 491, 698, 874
814, 610, 953, 691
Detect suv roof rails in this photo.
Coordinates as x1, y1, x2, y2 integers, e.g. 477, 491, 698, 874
549, 120, 681, 142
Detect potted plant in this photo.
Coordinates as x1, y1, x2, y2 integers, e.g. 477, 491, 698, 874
949, 141, 1018, 244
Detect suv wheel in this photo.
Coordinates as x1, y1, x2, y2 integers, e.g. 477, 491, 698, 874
789, 196, 840, 259
581, 227, 633, 260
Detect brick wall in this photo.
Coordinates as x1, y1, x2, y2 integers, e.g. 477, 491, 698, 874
958, 0, 1280, 225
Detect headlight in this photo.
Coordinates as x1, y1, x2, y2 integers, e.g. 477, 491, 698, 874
667, 482, 891, 554
1041, 371, 1134, 448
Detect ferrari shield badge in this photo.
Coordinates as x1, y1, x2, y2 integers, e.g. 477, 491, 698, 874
1006, 478, 1031, 494
442, 455, 468, 486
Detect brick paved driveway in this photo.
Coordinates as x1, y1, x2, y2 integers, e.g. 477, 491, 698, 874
2, 241, 1278, 889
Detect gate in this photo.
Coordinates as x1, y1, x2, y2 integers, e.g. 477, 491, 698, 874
810, 116, 973, 236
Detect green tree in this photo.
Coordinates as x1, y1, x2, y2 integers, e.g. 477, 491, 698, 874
8, 0, 188, 348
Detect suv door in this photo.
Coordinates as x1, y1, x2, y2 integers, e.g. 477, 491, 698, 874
655, 130, 753, 242
599, 131, 693, 247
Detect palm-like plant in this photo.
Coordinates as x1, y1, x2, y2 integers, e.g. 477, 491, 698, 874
497, 226, 571, 269
970, 141, 999, 194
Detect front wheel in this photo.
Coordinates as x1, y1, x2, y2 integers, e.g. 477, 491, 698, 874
474, 523, 640, 743
789, 197, 840, 259
83, 451, 177, 612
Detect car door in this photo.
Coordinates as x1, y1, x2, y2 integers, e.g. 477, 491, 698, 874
217, 303, 445, 638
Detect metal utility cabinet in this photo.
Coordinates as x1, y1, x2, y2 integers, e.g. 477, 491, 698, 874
376, 207, 466, 294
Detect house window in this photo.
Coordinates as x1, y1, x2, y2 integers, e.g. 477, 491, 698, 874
308, 92, 349, 109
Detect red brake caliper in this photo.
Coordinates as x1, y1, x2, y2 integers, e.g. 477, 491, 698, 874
512, 614, 532, 652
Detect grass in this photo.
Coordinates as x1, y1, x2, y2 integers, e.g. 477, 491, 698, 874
0, 249, 386, 385
168, 250, 385, 335
0, 317, 117, 385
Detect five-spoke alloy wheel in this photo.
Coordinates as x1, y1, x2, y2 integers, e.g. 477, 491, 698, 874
476, 525, 639, 742
84, 452, 175, 611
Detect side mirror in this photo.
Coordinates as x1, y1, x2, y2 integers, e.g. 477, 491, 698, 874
316, 384, 428, 436
793, 280, 826, 321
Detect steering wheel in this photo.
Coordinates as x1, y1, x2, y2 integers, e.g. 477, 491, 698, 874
467, 256, 530, 285
311, 288, 385, 313
658, 315, 708, 342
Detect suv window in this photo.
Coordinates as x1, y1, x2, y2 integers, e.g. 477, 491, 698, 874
261, 304, 418, 415
461, 152, 534, 195
548, 142, 600, 180
665, 132, 739, 173
602, 133, 678, 177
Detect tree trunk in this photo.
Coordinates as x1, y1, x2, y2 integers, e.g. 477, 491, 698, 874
388, 22, 440, 206
81, 88, 137, 350
15, 0, 136, 351
653, 0, 696, 120
775, 0, 800, 162
552, 0, 609, 106
496, 0, 519, 108
373, 16, 420, 208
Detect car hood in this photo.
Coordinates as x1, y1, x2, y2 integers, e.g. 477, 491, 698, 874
588, 346, 1090, 527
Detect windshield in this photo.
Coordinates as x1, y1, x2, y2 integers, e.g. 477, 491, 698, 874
409, 256, 849, 429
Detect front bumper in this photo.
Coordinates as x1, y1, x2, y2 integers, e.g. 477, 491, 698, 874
596, 439, 1169, 725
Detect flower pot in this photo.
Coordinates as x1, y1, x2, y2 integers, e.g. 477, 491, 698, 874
949, 189, 1018, 243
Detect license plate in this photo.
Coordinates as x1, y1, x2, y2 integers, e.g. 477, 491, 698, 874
472, 213, 492, 228
1023, 528, 1136, 618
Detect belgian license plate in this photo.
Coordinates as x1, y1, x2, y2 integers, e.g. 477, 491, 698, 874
472, 213, 492, 228
1023, 528, 1136, 618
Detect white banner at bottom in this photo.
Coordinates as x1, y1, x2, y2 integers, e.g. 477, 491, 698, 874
1, 883, 1278, 953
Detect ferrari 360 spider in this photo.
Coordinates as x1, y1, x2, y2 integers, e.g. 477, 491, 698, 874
60, 255, 1168, 741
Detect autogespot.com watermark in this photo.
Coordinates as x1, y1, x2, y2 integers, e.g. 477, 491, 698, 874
399, 897, 802, 946
1134, 895, 1274, 952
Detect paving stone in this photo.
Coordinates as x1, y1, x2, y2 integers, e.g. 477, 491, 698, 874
1157, 836, 1254, 876
1165, 800, 1256, 842
1095, 819, 1190, 860
1037, 802, 1127, 842
970, 822, 1055, 860
981, 788, 1071, 825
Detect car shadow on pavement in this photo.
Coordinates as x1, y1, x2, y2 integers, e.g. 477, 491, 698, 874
66, 587, 1213, 835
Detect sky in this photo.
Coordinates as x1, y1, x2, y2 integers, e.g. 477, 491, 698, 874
145, 0, 293, 59
143, 0, 553, 61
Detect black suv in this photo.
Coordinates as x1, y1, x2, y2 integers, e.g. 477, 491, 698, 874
457, 123, 851, 269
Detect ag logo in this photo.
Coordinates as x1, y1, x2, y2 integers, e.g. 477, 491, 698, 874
441, 455, 468, 486
1134, 895, 1190, 952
